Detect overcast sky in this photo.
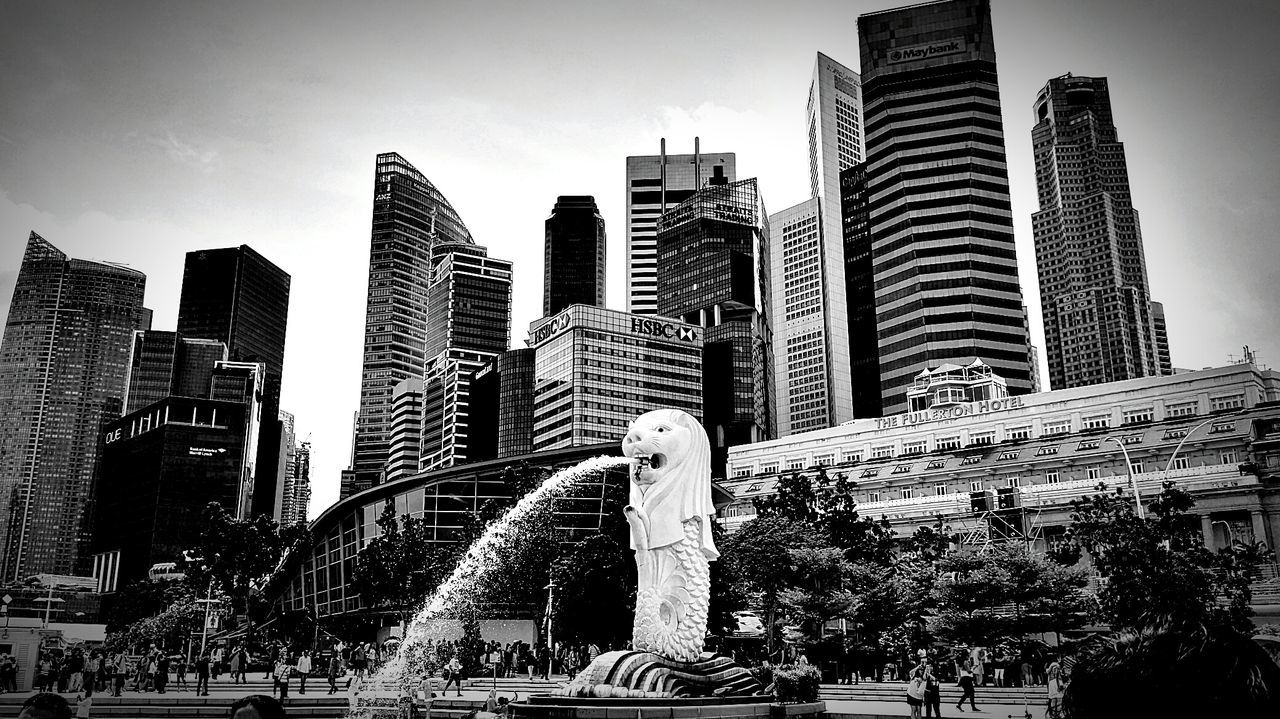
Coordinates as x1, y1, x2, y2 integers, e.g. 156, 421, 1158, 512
2, 0, 1277, 519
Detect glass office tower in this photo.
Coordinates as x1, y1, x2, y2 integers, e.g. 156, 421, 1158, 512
0, 233, 149, 580
544, 196, 606, 316
857, 0, 1034, 413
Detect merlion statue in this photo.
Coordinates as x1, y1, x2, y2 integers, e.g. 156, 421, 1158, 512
556, 409, 761, 698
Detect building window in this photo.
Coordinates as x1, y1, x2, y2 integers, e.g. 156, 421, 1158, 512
1129, 461, 1144, 475
1043, 420, 1072, 436
1007, 426, 1032, 441
970, 480, 984, 492
1087, 467, 1102, 480
871, 445, 894, 459
861, 468, 879, 478
1045, 471, 1060, 484
892, 464, 912, 474
1007, 476, 1021, 488
969, 432, 995, 446
926, 459, 947, 470
903, 441, 927, 455
1122, 435, 1143, 445
1220, 451, 1237, 465
960, 455, 983, 466
842, 450, 863, 463
1166, 402, 1197, 418
935, 483, 947, 496
1209, 421, 1235, 434
1082, 415, 1111, 430
732, 467, 752, 478
815, 453, 834, 467
1078, 439, 1101, 450
1037, 445, 1060, 456
760, 463, 778, 475
998, 450, 1020, 461
1163, 428, 1188, 440
786, 459, 805, 471
1122, 408, 1154, 425
902, 487, 915, 499
1210, 394, 1245, 412
868, 491, 881, 503
745, 482, 763, 493
936, 436, 962, 451
1170, 456, 1191, 471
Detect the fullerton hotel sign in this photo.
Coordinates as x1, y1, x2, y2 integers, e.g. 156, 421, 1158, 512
874, 396, 1027, 431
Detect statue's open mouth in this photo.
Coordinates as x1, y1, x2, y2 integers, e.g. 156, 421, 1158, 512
633, 453, 666, 471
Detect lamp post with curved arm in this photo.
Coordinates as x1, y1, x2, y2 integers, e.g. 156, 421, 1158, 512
1102, 436, 1144, 519
1162, 416, 1223, 473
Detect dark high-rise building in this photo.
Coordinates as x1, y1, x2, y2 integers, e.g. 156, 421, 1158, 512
419, 244, 513, 471
351, 152, 477, 489
1032, 74, 1169, 389
626, 139, 736, 315
544, 196, 606, 316
125, 330, 228, 414
857, 0, 1033, 413
177, 245, 290, 518
838, 162, 882, 418
0, 233, 148, 580
656, 177, 774, 477
468, 348, 536, 462
92, 362, 263, 587
1151, 302, 1172, 376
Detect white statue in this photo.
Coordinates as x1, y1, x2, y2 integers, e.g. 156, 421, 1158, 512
621, 408, 719, 663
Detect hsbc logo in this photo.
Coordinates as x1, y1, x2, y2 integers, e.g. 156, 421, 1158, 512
532, 312, 574, 346
631, 317, 698, 342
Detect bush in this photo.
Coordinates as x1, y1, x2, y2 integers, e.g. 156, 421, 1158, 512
772, 663, 821, 703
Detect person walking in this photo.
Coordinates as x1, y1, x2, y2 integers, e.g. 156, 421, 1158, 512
195, 655, 210, 697
327, 654, 341, 695
274, 656, 291, 700
154, 655, 170, 694
229, 647, 244, 685
1046, 655, 1064, 717
955, 657, 978, 713
295, 652, 311, 695
413, 668, 438, 719
444, 656, 463, 697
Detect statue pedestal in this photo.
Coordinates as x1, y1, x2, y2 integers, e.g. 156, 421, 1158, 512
558, 651, 762, 699
512, 695, 826, 719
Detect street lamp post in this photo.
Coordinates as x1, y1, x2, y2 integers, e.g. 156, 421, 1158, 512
1163, 416, 1222, 474
543, 581, 555, 680
1102, 436, 1145, 519
196, 583, 218, 660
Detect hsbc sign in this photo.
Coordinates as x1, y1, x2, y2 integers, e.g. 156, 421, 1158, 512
532, 312, 574, 346
631, 318, 698, 342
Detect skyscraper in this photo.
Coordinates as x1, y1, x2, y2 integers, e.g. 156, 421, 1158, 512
657, 177, 774, 477
125, 330, 228, 414
626, 139, 735, 315
351, 152, 478, 489
838, 162, 883, 418
177, 245, 290, 518
776, 52, 865, 433
385, 378, 423, 482
1032, 73, 1169, 389
857, 0, 1034, 413
418, 244, 513, 471
467, 348, 536, 462
544, 196, 606, 317
0, 232, 148, 580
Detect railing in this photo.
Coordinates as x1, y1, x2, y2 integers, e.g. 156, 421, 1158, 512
1021, 463, 1254, 506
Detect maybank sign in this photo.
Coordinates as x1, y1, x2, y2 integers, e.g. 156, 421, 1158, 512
874, 396, 1026, 430
886, 38, 967, 65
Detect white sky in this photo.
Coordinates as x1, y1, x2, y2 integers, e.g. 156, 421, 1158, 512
2, 0, 1277, 519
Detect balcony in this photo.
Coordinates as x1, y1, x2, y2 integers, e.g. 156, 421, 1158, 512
1021, 463, 1255, 507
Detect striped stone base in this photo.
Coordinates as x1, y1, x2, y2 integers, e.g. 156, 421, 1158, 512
556, 651, 763, 698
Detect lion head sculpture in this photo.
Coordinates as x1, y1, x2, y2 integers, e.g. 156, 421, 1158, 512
621, 409, 719, 559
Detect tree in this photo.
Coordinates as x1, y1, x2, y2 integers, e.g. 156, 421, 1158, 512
180, 503, 310, 628
720, 516, 820, 655
1066, 483, 1265, 634
351, 502, 456, 621
755, 471, 818, 523
550, 534, 636, 647
929, 545, 1089, 646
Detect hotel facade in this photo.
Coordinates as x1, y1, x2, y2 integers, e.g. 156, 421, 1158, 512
722, 363, 1280, 564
